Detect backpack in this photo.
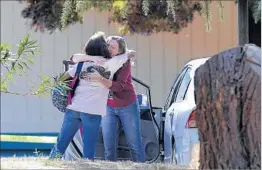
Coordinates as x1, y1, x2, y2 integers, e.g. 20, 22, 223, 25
51, 62, 84, 112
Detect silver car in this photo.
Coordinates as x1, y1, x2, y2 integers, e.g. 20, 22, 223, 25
163, 58, 209, 166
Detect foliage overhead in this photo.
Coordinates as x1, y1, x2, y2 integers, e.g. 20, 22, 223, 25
21, 0, 77, 33
21, 0, 261, 35
110, 0, 202, 35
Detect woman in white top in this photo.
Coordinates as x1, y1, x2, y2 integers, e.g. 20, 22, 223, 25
49, 32, 134, 160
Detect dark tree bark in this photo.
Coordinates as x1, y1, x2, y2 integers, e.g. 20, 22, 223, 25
194, 44, 261, 169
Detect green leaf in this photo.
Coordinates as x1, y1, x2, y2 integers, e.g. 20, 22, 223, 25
21, 62, 30, 70
1, 81, 8, 92
17, 63, 24, 70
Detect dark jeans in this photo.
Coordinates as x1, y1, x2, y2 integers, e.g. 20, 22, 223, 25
49, 109, 101, 160
102, 101, 145, 162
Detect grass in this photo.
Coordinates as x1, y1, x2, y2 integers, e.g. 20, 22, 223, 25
1, 157, 187, 169
1, 144, 200, 169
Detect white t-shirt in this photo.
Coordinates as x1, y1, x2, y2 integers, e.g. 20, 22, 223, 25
66, 53, 128, 116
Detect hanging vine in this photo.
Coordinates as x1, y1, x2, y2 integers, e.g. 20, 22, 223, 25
201, 0, 212, 32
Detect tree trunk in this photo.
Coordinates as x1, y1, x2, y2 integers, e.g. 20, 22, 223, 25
194, 44, 261, 169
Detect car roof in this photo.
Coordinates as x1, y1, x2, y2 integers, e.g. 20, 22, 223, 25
185, 57, 210, 70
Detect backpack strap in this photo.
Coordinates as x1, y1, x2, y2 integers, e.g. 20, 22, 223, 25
75, 62, 84, 76
71, 62, 84, 97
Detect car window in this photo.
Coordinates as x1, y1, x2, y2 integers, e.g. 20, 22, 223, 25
164, 74, 182, 110
164, 67, 189, 109
184, 80, 193, 101
175, 67, 192, 102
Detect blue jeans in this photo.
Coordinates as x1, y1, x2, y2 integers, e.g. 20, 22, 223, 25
102, 101, 145, 162
49, 109, 101, 160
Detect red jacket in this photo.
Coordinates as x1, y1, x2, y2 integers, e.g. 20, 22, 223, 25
107, 61, 137, 107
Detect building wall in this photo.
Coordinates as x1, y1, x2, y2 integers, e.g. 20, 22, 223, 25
1, 1, 238, 133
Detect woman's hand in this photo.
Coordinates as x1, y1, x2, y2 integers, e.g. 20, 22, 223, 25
85, 70, 113, 88
85, 70, 103, 82
127, 50, 136, 59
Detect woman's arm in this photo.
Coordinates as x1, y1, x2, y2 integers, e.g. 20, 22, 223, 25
98, 77, 113, 89
87, 62, 131, 91
70, 53, 106, 64
108, 62, 131, 92
86, 71, 113, 89
103, 50, 135, 79
71, 50, 135, 64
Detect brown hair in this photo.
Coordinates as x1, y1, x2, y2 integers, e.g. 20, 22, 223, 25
83, 31, 110, 59
106, 36, 127, 55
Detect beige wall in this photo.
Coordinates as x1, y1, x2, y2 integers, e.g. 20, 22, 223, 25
1, 1, 237, 133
